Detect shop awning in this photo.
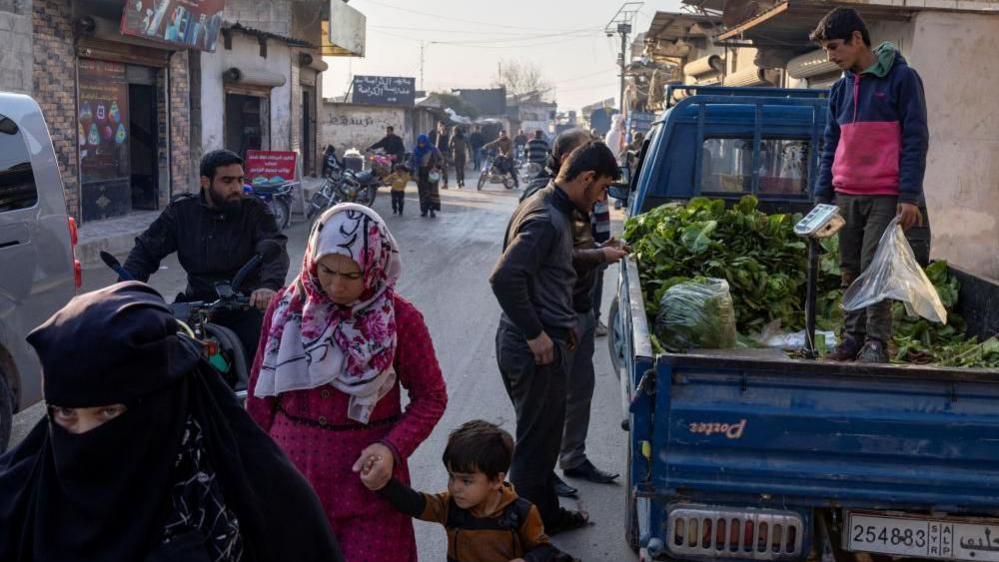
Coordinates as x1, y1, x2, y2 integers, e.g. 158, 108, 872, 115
716, 0, 913, 49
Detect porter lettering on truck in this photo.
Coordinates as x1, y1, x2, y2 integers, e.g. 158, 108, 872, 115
688, 419, 747, 439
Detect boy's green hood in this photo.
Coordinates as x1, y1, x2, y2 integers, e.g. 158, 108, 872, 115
863, 42, 899, 78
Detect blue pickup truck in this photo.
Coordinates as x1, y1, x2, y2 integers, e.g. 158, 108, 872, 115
608, 86, 999, 562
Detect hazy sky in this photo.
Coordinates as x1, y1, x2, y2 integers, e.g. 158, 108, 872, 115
322, 0, 685, 113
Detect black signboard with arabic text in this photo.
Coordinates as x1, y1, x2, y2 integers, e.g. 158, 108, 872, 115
351, 76, 416, 107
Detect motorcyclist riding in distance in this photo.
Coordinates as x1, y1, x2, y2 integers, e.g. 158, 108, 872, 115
122, 149, 291, 365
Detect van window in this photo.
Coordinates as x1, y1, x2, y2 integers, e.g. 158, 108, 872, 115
0, 115, 39, 213
701, 137, 810, 197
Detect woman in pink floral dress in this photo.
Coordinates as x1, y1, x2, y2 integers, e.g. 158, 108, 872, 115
247, 203, 447, 562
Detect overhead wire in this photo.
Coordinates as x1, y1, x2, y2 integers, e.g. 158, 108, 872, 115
357, 0, 597, 32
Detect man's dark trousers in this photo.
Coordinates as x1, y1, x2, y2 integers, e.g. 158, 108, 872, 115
496, 320, 570, 528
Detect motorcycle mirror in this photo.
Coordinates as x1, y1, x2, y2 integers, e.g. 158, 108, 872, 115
254, 239, 282, 261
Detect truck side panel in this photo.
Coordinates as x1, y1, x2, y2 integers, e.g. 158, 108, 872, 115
654, 359, 999, 511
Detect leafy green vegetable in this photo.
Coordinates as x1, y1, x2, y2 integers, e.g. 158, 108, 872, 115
654, 278, 738, 352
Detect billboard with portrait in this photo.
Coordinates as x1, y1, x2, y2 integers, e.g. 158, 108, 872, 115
120, 0, 226, 51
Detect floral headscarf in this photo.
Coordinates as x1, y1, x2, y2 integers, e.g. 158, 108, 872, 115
254, 203, 402, 423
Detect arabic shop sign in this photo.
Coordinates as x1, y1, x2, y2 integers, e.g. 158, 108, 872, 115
351, 76, 416, 107
245, 151, 297, 186
120, 0, 226, 52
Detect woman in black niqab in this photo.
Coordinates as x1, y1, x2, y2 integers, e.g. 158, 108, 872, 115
0, 282, 344, 562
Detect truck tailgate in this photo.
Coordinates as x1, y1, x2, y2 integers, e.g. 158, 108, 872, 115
653, 354, 999, 511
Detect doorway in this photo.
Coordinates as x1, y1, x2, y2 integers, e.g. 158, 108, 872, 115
225, 93, 265, 159
128, 84, 158, 210
302, 87, 315, 175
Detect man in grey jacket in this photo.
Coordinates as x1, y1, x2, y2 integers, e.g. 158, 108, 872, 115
490, 141, 620, 534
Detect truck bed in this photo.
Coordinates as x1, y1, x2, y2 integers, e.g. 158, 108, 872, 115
620, 256, 999, 514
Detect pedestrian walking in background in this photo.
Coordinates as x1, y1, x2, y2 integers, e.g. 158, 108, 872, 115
429, 121, 451, 189
247, 204, 448, 562
361, 420, 578, 562
490, 141, 620, 534
470, 125, 486, 171
411, 134, 444, 218
1, 282, 343, 562
525, 130, 551, 168
449, 126, 470, 189
604, 115, 627, 163
811, 7, 929, 363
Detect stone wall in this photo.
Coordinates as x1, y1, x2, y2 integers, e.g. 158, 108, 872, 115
168, 50, 195, 196
224, 0, 293, 37
0, 0, 33, 95
32, 0, 78, 219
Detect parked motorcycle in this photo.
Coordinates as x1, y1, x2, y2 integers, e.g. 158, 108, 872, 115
244, 179, 296, 230
477, 153, 517, 190
100, 239, 281, 400
309, 145, 378, 219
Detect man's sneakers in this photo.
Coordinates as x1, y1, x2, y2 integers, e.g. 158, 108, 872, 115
563, 459, 619, 484
594, 322, 609, 338
825, 335, 889, 363
856, 339, 889, 363
553, 473, 578, 498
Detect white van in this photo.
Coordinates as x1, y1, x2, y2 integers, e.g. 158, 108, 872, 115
0, 93, 80, 451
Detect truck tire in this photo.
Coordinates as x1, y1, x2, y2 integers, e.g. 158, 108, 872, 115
0, 368, 12, 454
626, 436, 640, 552
608, 297, 625, 376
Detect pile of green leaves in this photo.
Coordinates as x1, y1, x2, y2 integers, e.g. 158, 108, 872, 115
625, 196, 999, 369
624, 196, 811, 335
890, 262, 999, 368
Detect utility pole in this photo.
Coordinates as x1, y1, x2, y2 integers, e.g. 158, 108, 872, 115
419, 42, 426, 91
606, 2, 643, 114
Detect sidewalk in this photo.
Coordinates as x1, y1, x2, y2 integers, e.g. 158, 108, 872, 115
77, 177, 327, 266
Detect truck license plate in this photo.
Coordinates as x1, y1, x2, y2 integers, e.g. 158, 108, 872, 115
847, 511, 999, 561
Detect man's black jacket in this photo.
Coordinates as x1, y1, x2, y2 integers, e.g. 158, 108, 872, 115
123, 192, 290, 301
369, 133, 406, 162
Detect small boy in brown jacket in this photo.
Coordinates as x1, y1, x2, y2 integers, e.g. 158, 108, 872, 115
361, 420, 577, 562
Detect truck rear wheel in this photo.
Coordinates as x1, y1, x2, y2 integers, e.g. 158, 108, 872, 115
0, 367, 12, 454
608, 297, 625, 376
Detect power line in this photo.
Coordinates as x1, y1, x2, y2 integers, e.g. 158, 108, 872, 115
370, 24, 599, 37
357, 0, 598, 32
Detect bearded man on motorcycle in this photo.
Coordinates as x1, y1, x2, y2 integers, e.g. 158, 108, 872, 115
122, 149, 290, 365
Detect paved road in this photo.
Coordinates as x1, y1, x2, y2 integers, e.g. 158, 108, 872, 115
12, 178, 638, 561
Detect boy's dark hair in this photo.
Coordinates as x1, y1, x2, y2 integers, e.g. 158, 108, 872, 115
810, 7, 871, 47
534, 130, 545, 139
557, 141, 621, 183
200, 149, 243, 181
386, 126, 394, 133
442, 420, 514, 480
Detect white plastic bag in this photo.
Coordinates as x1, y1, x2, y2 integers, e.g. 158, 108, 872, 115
842, 216, 947, 324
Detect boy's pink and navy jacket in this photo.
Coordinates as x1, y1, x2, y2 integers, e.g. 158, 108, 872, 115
816, 43, 928, 205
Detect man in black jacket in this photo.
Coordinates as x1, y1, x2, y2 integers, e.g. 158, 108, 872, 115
489, 141, 619, 534
428, 121, 451, 188
470, 125, 486, 171
123, 149, 290, 364
367, 125, 406, 164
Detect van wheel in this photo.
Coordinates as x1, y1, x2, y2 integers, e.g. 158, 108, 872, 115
0, 368, 12, 454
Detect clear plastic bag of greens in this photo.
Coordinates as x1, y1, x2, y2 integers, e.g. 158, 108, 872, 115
842, 216, 947, 324
655, 278, 738, 352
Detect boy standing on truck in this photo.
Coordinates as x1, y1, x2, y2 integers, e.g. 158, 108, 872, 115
811, 7, 929, 363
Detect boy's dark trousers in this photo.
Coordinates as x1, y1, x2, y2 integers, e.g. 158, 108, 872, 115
495, 319, 571, 529
391, 190, 405, 214
837, 194, 898, 344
